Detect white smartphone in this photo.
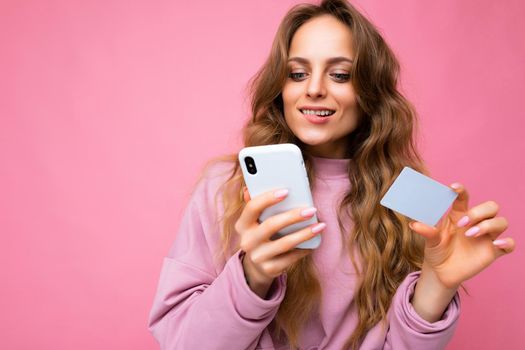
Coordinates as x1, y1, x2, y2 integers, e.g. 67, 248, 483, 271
238, 143, 321, 249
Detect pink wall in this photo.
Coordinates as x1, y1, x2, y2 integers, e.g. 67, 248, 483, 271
1, 0, 523, 349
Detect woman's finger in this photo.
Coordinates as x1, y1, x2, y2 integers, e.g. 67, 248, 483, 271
464, 216, 508, 240
243, 186, 251, 202
254, 206, 318, 243
449, 183, 470, 216
249, 222, 326, 264
409, 221, 440, 247
457, 200, 500, 228
237, 188, 289, 232
492, 237, 516, 258
259, 248, 311, 277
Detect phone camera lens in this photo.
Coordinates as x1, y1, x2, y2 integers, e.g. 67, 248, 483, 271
244, 156, 257, 175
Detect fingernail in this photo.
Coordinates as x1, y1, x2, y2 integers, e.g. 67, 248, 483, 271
457, 216, 470, 227
274, 189, 289, 198
493, 239, 509, 248
465, 226, 480, 237
450, 183, 461, 190
311, 222, 326, 233
300, 207, 317, 217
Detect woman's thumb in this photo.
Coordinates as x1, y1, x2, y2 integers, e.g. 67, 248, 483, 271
409, 221, 440, 247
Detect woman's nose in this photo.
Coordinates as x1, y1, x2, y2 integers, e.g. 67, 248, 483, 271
306, 72, 326, 98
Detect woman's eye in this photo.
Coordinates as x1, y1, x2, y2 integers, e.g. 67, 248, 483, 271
288, 72, 351, 82
332, 73, 351, 82
289, 72, 306, 80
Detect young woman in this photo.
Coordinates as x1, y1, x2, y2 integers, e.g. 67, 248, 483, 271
148, 0, 515, 349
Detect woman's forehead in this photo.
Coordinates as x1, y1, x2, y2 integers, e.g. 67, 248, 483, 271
289, 15, 354, 59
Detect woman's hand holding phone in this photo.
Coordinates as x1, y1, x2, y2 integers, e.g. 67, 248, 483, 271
235, 187, 327, 299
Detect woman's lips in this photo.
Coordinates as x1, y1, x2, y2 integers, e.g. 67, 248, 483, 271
300, 110, 332, 124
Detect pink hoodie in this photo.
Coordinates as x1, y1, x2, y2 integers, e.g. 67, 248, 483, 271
148, 156, 460, 349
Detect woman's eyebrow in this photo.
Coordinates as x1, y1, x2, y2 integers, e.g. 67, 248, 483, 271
287, 56, 354, 65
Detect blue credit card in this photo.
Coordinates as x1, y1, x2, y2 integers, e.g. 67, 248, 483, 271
380, 167, 458, 226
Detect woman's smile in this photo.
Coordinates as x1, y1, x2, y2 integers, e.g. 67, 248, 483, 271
299, 106, 337, 124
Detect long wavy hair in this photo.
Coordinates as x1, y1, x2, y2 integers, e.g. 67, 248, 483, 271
196, 0, 437, 348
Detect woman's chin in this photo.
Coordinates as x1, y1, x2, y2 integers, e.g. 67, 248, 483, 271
296, 135, 330, 147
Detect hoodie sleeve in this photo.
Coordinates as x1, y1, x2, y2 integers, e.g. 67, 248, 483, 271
383, 270, 461, 349
147, 167, 286, 350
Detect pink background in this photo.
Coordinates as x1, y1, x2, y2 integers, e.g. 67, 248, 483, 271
1, 0, 523, 349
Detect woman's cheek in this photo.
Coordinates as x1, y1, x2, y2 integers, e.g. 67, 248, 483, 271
333, 85, 356, 101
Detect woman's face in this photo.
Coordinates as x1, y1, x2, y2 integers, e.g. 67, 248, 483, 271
282, 14, 360, 159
